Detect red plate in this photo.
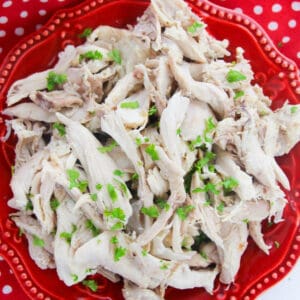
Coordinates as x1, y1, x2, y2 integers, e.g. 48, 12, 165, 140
0, 1, 299, 299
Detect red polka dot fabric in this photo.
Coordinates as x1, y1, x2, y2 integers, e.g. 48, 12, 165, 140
0, 0, 299, 299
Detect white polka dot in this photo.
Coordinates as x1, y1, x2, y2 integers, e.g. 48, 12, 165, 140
9, 269, 13, 274
234, 8, 243, 14
268, 21, 278, 31
288, 19, 297, 28
291, 1, 300, 11
22, 0, 30, 2
2, 1, 12, 8
40, 0, 48, 2
15, 27, 24, 36
0, 16, 8, 24
253, 5, 263, 15
297, 52, 300, 59
36, 24, 42, 30
272, 4, 282, 12
39, 10, 47, 16
0, 256, 3, 261
0, 48, 3, 54
282, 36, 290, 43
0, 30, 6, 38
20, 11, 28, 18
2, 285, 12, 294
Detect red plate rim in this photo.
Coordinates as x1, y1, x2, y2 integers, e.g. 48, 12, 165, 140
0, 1, 299, 300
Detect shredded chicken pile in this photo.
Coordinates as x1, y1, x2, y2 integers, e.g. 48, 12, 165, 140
4, 0, 300, 299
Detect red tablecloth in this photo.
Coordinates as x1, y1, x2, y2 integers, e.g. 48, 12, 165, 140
0, 0, 299, 299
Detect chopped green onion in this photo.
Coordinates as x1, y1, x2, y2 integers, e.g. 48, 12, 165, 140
176, 205, 195, 221
85, 219, 100, 237
78, 27, 92, 38
141, 205, 159, 218
113, 169, 124, 177
114, 246, 127, 262
291, 106, 298, 114
176, 128, 181, 135
145, 144, 160, 161
141, 249, 148, 256
108, 49, 122, 65
33, 235, 45, 247
79, 50, 103, 62
120, 101, 140, 109
104, 207, 126, 221
67, 169, 88, 192
53, 122, 66, 136
82, 279, 98, 292
194, 151, 216, 172
234, 90, 245, 100
216, 202, 225, 213
107, 184, 118, 202
226, 69, 247, 83
242, 219, 249, 224
98, 141, 117, 153
77, 180, 88, 193
187, 21, 203, 33
50, 198, 60, 211
47, 71, 67, 91
148, 105, 157, 116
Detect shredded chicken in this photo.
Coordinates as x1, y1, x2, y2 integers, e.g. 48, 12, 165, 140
3, 0, 299, 299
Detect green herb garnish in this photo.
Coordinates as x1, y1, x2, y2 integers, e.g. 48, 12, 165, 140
108, 49, 122, 65
114, 246, 127, 261
104, 207, 126, 222
95, 183, 103, 190
111, 222, 124, 231
187, 21, 203, 33
85, 219, 100, 237
33, 235, 45, 247
234, 90, 245, 100
226, 69, 247, 83
107, 184, 118, 202
222, 177, 239, 193
176, 205, 195, 221
189, 135, 202, 151
90, 193, 97, 201
82, 279, 98, 292
78, 27, 92, 38
47, 71, 67, 91
216, 202, 225, 213
148, 105, 157, 116
72, 274, 78, 282
79, 50, 103, 62
53, 122, 66, 136
98, 141, 117, 153
145, 144, 159, 161
50, 198, 60, 211
155, 198, 170, 211
291, 106, 298, 114
131, 173, 139, 180
192, 182, 220, 195
120, 101, 139, 109
113, 169, 124, 177
200, 251, 208, 260
141, 205, 159, 218
141, 249, 148, 256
